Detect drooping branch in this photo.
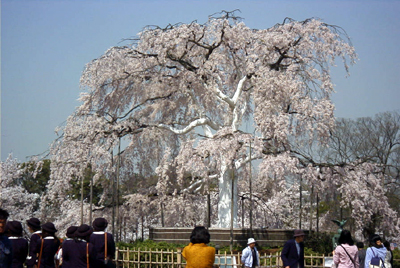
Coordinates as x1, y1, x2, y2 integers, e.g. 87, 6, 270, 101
158, 117, 218, 136
116, 92, 176, 121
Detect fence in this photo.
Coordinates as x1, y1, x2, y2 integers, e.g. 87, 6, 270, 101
115, 247, 335, 268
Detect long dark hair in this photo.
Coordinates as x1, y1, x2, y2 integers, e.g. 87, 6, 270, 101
0, 209, 9, 220
338, 230, 354, 246
369, 234, 383, 248
190, 226, 210, 244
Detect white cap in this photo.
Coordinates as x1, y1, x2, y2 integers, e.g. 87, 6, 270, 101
247, 238, 256, 244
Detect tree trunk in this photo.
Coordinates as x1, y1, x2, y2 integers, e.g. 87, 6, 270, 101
217, 166, 238, 228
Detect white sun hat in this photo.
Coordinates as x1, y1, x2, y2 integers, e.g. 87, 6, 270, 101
247, 238, 256, 244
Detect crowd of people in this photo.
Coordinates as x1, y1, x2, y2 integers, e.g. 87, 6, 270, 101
280, 229, 394, 268
181, 227, 394, 268
0, 208, 115, 268
329, 230, 393, 268
0, 207, 395, 268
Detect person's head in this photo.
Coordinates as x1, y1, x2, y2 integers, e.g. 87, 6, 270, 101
75, 224, 93, 241
26, 217, 41, 233
41, 222, 57, 237
0, 208, 10, 234
6, 221, 23, 237
190, 226, 210, 244
370, 234, 383, 248
92, 217, 108, 231
383, 241, 391, 251
66, 226, 78, 239
247, 238, 256, 249
356, 242, 364, 249
293, 229, 305, 243
338, 230, 354, 246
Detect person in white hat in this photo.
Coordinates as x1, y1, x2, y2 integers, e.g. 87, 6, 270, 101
241, 238, 260, 268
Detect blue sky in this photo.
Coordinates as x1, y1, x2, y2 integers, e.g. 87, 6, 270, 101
2, 0, 400, 161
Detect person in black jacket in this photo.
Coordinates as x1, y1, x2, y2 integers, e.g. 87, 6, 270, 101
89, 218, 115, 267
34, 222, 60, 268
25, 217, 41, 268
281, 229, 305, 268
0, 208, 12, 268
56, 225, 78, 268
7, 221, 28, 268
62, 224, 97, 268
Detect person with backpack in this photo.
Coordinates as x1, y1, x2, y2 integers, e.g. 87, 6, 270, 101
364, 234, 387, 268
62, 224, 98, 268
333, 230, 359, 268
34, 222, 60, 268
89, 218, 115, 268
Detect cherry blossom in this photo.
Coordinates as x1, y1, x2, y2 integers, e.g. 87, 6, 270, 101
42, 12, 399, 241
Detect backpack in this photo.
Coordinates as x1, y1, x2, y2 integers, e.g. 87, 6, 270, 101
370, 248, 385, 268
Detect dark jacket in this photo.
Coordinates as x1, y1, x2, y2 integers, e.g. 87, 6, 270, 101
89, 231, 115, 266
358, 248, 367, 268
34, 237, 60, 268
62, 239, 98, 268
9, 237, 28, 268
281, 239, 305, 268
59, 238, 73, 268
0, 233, 12, 268
26, 232, 41, 267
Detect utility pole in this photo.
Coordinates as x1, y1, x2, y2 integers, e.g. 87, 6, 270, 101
111, 150, 115, 236
299, 176, 302, 229
89, 169, 93, 224
230, 167, 234, 252
309, 185, 313, 232
207, 193, 211, 228
116, 137, 121, 242
88, 149, 93, 225
80, 174, 84, 224
316, 192, 319, 233
249, 139, 253, 235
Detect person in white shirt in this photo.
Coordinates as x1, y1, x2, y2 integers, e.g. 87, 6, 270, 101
241, 238, 260, 268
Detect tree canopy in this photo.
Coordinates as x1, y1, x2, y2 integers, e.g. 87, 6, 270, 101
7, 11, 397, 241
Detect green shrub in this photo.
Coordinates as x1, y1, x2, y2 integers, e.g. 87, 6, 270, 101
117, 239, 186, 251
215, 243, 244, 253
305, 232, 334, 255
304, 247, 323, 266
393, 248, 400, 268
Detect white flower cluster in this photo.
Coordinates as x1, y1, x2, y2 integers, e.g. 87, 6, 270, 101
24, 13, 398, 240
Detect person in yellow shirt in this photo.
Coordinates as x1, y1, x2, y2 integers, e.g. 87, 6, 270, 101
182, 226, 215, 268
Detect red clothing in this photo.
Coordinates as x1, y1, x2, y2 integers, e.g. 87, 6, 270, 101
182, 243, 215, 268
334, 244, 359, 268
